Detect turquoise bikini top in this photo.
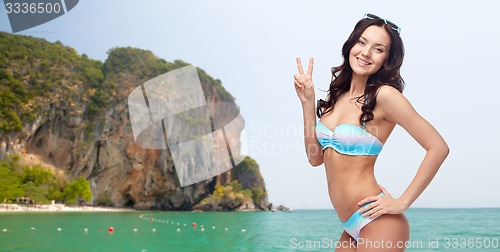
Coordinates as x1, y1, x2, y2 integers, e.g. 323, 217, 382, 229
316, 120, 383, 156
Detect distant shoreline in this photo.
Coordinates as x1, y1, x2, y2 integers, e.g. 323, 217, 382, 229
0, 204, 135, 213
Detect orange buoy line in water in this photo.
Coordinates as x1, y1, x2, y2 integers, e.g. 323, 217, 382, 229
3, 214, 248, 235
0, 226, 156, 233
139, 214, 248, 234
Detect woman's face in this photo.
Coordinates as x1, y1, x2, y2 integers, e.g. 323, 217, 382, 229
349, 25, 391, 77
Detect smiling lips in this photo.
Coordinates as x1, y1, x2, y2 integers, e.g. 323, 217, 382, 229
356, 57, 371, 66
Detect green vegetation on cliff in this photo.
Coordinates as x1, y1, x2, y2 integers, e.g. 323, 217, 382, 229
232, 156, 267, 205
195, 157, 269, 211
0, 155, 92, 205
0, 32, 104, 131
213, 180, 253, 203
195, 180, 252, 211
0, 32, 234, 132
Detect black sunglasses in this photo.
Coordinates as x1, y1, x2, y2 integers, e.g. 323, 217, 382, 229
364, 13, 401, 34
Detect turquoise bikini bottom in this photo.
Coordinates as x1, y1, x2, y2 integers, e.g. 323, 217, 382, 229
340, 192, 384, 241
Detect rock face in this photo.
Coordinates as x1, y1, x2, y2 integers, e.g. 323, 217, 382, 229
0, 32, 268, 210
192, 158, 270, 212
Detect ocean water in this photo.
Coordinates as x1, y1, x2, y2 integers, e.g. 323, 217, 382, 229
0, 208, 499, 251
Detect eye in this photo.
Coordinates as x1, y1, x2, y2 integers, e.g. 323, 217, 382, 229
375, 47, 384, 53
358, 40, 366, 45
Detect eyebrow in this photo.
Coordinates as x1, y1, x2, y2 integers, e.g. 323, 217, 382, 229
360, 36, 388, 49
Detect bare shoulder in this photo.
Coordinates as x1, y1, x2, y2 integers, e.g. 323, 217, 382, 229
375, 85, 404, 101
375, 85, 416, 124
376, 85, 411, 107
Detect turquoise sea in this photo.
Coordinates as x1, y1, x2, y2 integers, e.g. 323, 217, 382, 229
1, 208, 499, 251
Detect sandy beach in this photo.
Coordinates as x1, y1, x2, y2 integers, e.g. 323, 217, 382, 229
0, 204, 135, 212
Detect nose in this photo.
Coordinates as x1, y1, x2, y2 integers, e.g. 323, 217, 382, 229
361, 47, 371, 58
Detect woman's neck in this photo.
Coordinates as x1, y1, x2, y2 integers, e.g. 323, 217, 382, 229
348, 74, 368, 97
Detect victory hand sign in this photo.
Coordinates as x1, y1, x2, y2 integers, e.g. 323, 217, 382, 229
294, 57, 315, 105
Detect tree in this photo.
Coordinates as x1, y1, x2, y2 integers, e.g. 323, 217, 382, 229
63, 176, 92, 205
24, 181, 50, 204
22, 164, 51, 186
0, 162, 24, 202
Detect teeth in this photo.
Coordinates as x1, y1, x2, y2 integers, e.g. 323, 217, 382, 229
357, 58, 370, 65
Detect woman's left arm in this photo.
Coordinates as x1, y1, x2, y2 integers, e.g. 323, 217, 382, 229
358, 85, 449, 218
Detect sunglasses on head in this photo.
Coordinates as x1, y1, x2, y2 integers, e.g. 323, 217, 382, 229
364, 13, 401, 34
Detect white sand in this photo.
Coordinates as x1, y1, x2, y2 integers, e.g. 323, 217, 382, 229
0, 204, 135, 212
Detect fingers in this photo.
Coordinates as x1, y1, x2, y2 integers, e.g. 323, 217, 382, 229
307, 57, 314, 75
295, 57, 314, 91
358, 201, 383, 218
358, 196, 379, 206
364, 206, 383, 219
296, 57, 314, 75
294, 79, 302, 89
294, 74, 302, 89
358, 203, 373, 215
296, 57, 304, 74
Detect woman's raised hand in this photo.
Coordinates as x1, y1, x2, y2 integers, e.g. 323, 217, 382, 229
294, 57, 315, 105
357, 185, 407, 219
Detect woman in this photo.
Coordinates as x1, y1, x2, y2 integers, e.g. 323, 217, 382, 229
294, 14, 449, 251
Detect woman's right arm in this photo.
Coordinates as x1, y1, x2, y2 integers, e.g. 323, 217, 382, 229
294, 57, 323, 166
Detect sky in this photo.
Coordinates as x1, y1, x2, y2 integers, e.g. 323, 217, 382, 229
1, 0, 499, 209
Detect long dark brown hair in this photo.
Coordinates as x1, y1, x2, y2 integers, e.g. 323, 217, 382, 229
316, 16, 405, 126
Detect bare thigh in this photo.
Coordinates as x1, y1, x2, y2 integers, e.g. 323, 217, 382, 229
357, 214, 410, 252
335, 231, 357, 252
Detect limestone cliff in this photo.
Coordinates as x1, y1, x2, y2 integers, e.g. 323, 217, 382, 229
0, 32, 268, 210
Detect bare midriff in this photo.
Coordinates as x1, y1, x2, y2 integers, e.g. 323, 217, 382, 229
323, 148, 382, 222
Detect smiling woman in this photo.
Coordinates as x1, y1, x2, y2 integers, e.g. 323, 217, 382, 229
294, 13, 449, 252
350, 26, 391, 77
